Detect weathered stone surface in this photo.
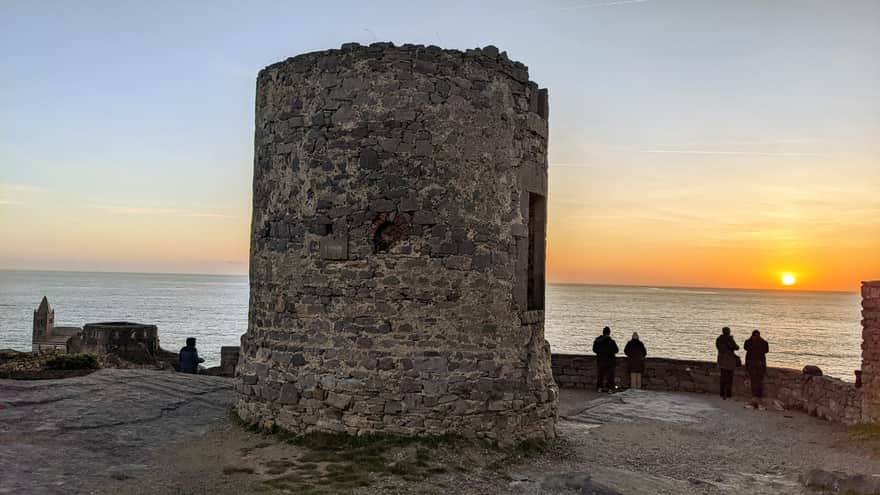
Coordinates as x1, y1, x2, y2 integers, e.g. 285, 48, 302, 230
0, 369, 232, 494
509, 473, 622, 495
237, 42, 556, 442
802, 468, 880, 495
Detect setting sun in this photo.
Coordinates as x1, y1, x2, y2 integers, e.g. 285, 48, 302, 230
782, 273, 797, 286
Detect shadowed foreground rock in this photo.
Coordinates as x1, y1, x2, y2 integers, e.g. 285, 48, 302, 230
0, 369, 232, 495
509, 473, 622, 494
802, 469, 880, 495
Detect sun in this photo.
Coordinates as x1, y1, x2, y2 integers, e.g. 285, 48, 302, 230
781, 273, 796, 286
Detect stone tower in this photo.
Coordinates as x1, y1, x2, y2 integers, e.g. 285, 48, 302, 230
32, 296, 55, 352
236, 43, 557, 442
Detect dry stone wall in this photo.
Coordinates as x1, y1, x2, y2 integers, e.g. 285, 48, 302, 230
861, 281, 880, 422
552, 354, 863, 423
235, 42, 557, 442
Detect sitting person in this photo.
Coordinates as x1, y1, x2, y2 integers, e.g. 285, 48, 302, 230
179, 337, 205, 374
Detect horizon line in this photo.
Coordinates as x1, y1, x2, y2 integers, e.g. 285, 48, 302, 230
0, 267, 864, 294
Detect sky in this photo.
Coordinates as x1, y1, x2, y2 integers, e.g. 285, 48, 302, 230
1, 0, 878, 291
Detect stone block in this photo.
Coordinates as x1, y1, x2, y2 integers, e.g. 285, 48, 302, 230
413, 356, 448, 373
279, 384, 300, 405
326, 392, 353, 410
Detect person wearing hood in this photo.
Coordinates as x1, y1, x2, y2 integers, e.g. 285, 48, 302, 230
593, 326, 619, 392
715, 327, 740, 399
744, 330, 769, 398
624, 332, 647, 389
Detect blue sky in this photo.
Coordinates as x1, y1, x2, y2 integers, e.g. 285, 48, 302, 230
1, 0, 878, 289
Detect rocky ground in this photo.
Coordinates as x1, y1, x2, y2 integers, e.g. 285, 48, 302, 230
2, 369, 879, 494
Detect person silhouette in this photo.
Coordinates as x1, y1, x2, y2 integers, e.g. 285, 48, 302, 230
624, 332, 647, 389
744, 330, 769, 398
715, 327, 740, 399
593, 326, 619, 392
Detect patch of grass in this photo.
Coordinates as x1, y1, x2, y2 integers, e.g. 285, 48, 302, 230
516, 438, 549, 457
227, 409, 553, 492
44, 353, 99, 370
257, 432, 468, 492
263, 459, 296, 475
240, 441, 273, 455
848, 423, 880, 442
222, 466, 256, 476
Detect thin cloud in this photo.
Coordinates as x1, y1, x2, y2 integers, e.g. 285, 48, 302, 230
550, 162, 596, 168
0, 199, 23, 205
186, 212, 238, 219
639, 149, 822, 157
0, 183, 49, 194
92, 204, 237, 219
96, 206, 178, 215
558, 0, 650, 9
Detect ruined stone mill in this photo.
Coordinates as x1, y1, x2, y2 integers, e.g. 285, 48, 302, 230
235, 43, 558, 441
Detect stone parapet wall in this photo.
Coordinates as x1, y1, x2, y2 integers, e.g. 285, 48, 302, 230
236, 42, 557, 443
551, 353, 863, 423
861, 281, 880, 421
220, 346, 240, 376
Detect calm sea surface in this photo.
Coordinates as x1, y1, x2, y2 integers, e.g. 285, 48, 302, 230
0, 270, 863, 378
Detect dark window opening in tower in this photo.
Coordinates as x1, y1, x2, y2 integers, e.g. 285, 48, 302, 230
527, 192, 546, 311
373, 221, 396, 253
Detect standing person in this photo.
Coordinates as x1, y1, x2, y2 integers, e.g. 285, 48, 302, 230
179, 337, 205, 374
624, 332, 647, 389
593, 326, 619, 392
716, 327, 739, 399
744, 330, 769, 398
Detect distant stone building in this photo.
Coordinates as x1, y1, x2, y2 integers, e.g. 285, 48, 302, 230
236, 43, 557, 442
31, 297, 161, 363
67, 322, 160, 364
32, 296, 81, 352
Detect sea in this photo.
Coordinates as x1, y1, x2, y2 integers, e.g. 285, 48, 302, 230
0, 270, 864, 379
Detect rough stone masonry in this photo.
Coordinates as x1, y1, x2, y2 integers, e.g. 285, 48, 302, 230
235, 42, 558, 442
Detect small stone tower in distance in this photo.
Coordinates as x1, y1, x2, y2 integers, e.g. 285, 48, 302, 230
32, 296, 55, 352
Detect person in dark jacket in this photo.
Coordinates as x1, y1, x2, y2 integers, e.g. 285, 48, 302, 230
744, 330, 769, 398
179, 337, 205, 374
593, 326, 619, 392
716, 327, 740, 399
624, 332, 647, 389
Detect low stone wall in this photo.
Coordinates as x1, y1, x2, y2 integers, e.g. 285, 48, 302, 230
551, 353, 863, 423
220, 346, 240, 376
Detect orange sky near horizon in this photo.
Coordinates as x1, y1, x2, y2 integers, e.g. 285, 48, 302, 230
545, 155, 880, 292
2, 159, 878, 293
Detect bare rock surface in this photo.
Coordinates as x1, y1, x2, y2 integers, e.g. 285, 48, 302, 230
509, 473, 622, 494
567, 389, 722, 424
0, 369, 232, 494
4, 371, 880, 494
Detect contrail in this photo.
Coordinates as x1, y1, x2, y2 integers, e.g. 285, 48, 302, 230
557, 0, 651, 10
